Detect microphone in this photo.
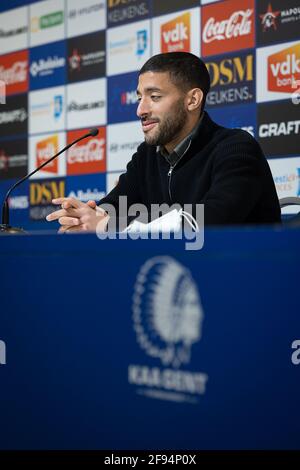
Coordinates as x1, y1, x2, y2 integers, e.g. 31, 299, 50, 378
0, 127, 99, 234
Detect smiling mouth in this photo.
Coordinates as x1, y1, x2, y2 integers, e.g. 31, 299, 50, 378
141, 120, 158, 132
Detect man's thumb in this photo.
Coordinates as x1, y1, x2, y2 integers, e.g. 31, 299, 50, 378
87, 200, 97, 209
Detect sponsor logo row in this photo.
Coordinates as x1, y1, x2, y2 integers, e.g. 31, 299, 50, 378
1, 46, 300, 136
0, 122, 144, 181
1, 170, 124, 224
1, 41, 300, 112
1, 0, 300, 58
1, 102, 299, 180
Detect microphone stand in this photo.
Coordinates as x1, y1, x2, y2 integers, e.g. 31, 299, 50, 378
0, 128, 98, 234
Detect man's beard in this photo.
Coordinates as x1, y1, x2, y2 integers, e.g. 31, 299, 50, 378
143, 99, 188, 147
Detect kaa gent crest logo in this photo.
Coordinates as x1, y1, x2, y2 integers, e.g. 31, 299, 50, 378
133, 256, 203, 368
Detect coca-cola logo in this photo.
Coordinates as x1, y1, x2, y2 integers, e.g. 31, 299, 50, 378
0, 61, 27, 85
201, 0, 255, 56
203, 9, 253, 43
67, 138, 105, 164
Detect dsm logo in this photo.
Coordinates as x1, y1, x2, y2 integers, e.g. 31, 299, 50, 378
133, 256, 204, 368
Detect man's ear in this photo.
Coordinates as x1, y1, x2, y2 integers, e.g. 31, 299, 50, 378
186, 88, 203, 112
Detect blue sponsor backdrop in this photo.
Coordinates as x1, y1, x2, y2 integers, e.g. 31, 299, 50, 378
0, 0, 299, 229
108, 71, 139, 124
66, 173, 106, 203
29, 40, 66, 90
209, 103, 257, 138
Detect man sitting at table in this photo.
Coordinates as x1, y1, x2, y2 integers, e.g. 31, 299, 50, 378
46, 52, 281, 232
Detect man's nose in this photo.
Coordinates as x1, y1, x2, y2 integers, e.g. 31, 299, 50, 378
136, 98, 149, 118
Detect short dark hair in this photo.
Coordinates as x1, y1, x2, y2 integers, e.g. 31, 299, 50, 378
139, 52, 210, 112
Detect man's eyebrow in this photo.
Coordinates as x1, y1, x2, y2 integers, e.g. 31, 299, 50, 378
136, 87, 163, 95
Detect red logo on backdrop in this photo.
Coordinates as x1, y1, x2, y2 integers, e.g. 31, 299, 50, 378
67, 127, 106, 175
268, 43, 300, 93
0, 50, 28, 96
259, 3, 280, 32
201, 0, 255, 57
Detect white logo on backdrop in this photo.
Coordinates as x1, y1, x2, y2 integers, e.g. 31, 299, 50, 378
133, 257, 204, 368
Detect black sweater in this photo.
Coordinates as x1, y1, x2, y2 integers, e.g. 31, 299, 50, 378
99, 112, 281, 225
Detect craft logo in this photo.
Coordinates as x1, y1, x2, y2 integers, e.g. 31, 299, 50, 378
257, 1, 300, 46
259, 120, 300, 137
129, 257, 208, 403
258, 101, 300, 156
202, 0, 255, 56
107, 0, 150, 26
67, 127, 106, 175
36, 135, 59, 175
0, 50, 28, 96
206, 52, 254, 107
29, 178, 65, 220
0, 340, 6, 365
161, 12, 190, 53
31, 11, 64, 33
136, 29, 147, 57
260, 3, 280, 31
268, 43, 300, 94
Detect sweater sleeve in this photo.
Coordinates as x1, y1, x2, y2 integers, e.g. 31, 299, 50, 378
201, 132, 264, 224
97, 147, 143, 229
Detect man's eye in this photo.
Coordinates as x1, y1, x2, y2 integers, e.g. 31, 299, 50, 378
151, 95, 161, 101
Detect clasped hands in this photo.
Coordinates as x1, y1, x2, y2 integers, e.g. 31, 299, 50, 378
46, 197, 109, 233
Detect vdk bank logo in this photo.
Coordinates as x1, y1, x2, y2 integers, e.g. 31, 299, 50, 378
36, 135, 59, 174
0, 339, 6, 365
268, 43, 300, 93
161, 12, 190, 53
129, 257, 208, 403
